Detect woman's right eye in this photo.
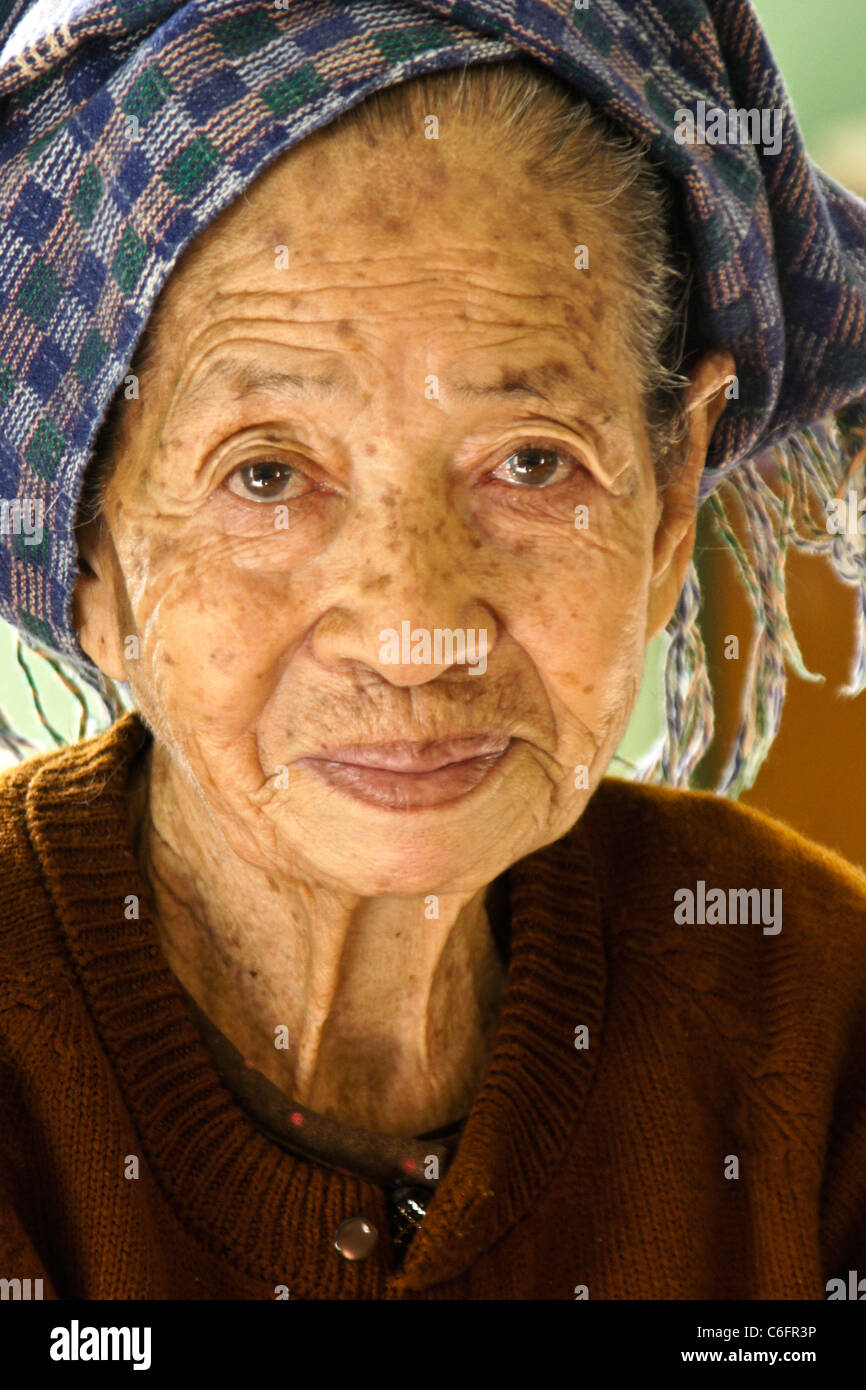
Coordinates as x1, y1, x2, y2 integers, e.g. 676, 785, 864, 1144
223, 459, 313, 503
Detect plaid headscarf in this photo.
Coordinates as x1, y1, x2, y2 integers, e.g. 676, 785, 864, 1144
0, 0, 864, 793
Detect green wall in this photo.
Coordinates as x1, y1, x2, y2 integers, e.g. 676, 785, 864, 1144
751, 0, 866, 148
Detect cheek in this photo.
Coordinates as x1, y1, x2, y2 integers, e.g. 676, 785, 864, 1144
504, 488, 654, 649
500, 496, 655, 735
116, 531, 307, 729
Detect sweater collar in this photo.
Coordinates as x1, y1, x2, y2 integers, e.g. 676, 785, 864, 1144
26, 711, 606, 1294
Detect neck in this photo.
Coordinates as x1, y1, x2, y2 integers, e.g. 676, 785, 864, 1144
129, 740, 509, 1136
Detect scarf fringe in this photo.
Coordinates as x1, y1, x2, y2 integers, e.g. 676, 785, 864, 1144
634, 404, 866, 797
0, 636, 132, 762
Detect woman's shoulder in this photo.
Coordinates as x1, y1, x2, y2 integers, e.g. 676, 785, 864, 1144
0, 716, 145, 997
582, 774, 866, 961
574, 778, 866, 1096
0, 712, 145, 812
590, 773, 866, 888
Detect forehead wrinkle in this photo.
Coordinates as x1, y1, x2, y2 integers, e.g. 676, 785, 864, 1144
169, 347, 617, 436
165, 264, 607, 358
181, 357, 344, 415
159, 324, 360, 428
154, 287, 625, 437
175, 261, 603, 330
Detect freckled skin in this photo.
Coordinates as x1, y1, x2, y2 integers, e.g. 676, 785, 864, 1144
74, 115, 734, 1134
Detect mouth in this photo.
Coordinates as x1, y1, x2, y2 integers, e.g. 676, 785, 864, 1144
295, 733, 513, 810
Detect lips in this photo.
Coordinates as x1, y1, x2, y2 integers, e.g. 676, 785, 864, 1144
303, 733, 511, 772
295, 733, 513, 810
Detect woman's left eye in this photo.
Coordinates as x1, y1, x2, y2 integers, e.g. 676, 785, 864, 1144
489, 444, 583, 488
223, 459, 311, 503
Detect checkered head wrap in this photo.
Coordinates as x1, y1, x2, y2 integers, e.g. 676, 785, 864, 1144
0, 0, 864, 794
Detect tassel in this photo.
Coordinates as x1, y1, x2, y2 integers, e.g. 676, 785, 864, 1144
1, 635, 133, 762
0, 697, 38, 760
632, 558, 714, 789
632, 404, 866, 798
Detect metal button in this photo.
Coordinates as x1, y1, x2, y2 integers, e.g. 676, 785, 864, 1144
334, 1216, 379, 1261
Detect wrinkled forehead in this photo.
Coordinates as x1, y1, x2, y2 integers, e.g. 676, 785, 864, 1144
137, 118, 635, 387
92, 107, 652, 524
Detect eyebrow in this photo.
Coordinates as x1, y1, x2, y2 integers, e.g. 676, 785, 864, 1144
175, 356, 609, 420
175, 359, 342, 416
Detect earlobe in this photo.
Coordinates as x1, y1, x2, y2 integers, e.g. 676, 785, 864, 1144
645, 347, 736, 643
646, 508, 699, 644
71, 523, 129, 682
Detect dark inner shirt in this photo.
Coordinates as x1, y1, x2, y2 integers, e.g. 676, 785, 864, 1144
174, 870, 512, 1263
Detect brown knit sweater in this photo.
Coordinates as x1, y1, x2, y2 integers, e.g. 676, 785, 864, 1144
2, 711, 866, 1300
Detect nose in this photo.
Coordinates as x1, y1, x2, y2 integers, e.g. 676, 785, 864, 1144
311, 491, 497, 687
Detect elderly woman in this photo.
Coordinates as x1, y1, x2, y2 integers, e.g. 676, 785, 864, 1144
1, 0, 865, 1304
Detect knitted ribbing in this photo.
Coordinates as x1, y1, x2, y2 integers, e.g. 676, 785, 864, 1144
2, 711, 866, 1298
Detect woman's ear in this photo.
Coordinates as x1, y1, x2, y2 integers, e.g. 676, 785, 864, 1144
72, 514, 129, 682
645, 348, 736, 643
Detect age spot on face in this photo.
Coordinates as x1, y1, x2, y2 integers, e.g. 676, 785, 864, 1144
541, 358, 573, 384
209, 649, 237, 671
360, 573, 390, 594
383, 215, 408, 238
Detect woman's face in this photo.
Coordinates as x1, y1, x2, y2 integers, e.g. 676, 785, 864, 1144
75, 116, 726, 897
